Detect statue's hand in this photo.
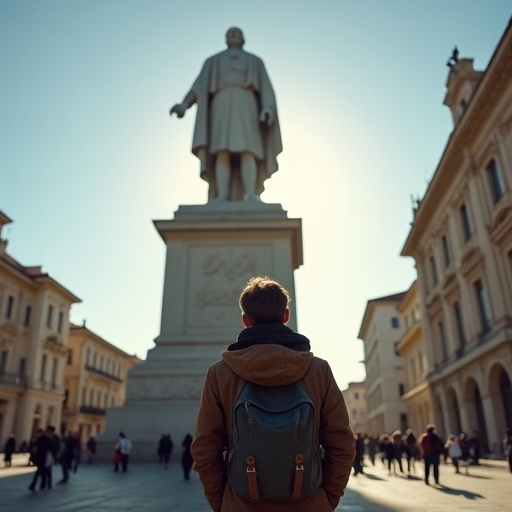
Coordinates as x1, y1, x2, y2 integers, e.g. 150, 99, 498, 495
259, 108, 274, 127
170, 104, 186, 118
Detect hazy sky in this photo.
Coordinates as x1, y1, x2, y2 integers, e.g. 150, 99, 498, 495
1, 1, 510, 390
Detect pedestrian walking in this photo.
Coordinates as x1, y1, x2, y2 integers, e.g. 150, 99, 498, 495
86, 436, 97, 464
190, 276, 355, 511
352, 432, 365, 476
367, 435, 377, 466
444, 434, 463, 474
181, 433, 194, 480
45, 426, 60, 489
27, 428, 51, 492
459, 432, 471, 473
72, 432, 81, 473
503, 429, 512, 473
403, 428, 417, 474
57, 431, 77, 484
162, 434, 173, 469
114, 432, 132, 473
3, 434, 16, 467
419, 424, 443, 485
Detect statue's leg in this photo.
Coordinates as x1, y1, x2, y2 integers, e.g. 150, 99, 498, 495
241, 152, 260, 202
213, 151, 230, 202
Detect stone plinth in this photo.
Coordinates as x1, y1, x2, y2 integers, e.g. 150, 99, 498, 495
96, 202, 302, 461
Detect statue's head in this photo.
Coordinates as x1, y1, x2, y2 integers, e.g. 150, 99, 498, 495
225, 27, 245, 49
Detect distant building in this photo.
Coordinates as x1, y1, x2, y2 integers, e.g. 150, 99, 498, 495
401, 21, 512, 454
0, 211, 80, 445
395, 281, 432, 437
62, 324, 141, 441
358, 292, 408, 434
342, 381, 368, 433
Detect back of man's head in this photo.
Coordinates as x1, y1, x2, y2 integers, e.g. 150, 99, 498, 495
239, 276, 290, 325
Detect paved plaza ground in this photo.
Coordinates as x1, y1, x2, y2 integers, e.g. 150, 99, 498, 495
0, 454, 510, 511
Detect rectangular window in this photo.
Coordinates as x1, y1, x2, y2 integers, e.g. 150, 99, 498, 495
67, 349, 73, 365
438, 321, 448, 361
453, 301, 465, 352
0, 351, 7, 374
487, 159, 504, 204
51, 358, 58, 388
430, 256, 438, 286
442, 236, 451, 268
47, 305, 54, 328
399, 383, 405, 396
57, 312, 64, 333
354, 392, 359, 400
460, 204, 472, 242
6, 295, 14, 319
64, 390, 69, 407
40, 354, 47, 381
400, 413, 408, 432
24, 306, 31, 326
86, 348, 90, 366
391, 316, 400, 328
474, 280, 491, 333
18, 358, 26, 377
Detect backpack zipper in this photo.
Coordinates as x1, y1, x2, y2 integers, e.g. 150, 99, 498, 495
245, 401, 254, 442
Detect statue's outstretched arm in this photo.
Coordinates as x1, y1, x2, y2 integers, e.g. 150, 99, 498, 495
170, 91, 197, 118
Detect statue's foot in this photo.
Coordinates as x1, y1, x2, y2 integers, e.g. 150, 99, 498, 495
246, 194, 261, 202
210, 195, 229, 204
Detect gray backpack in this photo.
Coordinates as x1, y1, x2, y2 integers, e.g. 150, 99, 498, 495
227, 380, 323, 500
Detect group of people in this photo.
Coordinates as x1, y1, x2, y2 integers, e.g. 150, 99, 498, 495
353, 425, 512, 486
156, 433, 194, 479
26, 426, 82, 491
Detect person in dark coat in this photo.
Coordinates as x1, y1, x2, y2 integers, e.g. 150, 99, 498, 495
352, 432, 365, 475
27, 429, 51, 491
161, 434, 173, 469
57, 431, 77, 484
419, 424, 444, 485
181, 433, 194, 481
86, 436, 97, 464
3, 434, 16, 467
44, 426, 60, 489
403, 428, 418, 474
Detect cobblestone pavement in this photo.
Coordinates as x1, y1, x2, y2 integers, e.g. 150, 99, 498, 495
0, 454, 510, 511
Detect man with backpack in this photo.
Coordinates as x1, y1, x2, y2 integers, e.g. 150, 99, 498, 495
191, 276, 355, 511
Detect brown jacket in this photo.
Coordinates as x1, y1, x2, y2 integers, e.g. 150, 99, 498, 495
191, 343, 355, 512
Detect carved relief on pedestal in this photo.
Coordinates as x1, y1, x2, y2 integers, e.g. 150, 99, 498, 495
186, 245, 272, 329
126, 375, 204, 401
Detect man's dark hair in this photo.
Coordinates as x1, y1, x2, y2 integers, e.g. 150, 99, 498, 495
239, 276, 290, 325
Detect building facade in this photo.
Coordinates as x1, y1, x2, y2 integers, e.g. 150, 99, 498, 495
0, 211, 81, 446
395, 281, 433, 437
358, 292, 408, 435
401, 22, 512, 454
342, 381, 368, 433
62, 324, 140, 442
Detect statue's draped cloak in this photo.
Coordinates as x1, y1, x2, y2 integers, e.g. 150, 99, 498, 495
190, 49, 283, 200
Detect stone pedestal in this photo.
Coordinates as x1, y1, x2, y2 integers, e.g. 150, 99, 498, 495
96, 202, 302, 461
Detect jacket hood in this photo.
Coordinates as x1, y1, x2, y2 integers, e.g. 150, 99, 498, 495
222, 324, 313, 386
222, 344, 313, 386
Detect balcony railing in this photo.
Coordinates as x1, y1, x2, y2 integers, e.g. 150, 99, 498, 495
79, 405, 106, 416
85, 364, 122, 383
0, 372, 28, 389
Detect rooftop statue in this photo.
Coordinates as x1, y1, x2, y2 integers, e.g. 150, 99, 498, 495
170, 27, 282, 202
